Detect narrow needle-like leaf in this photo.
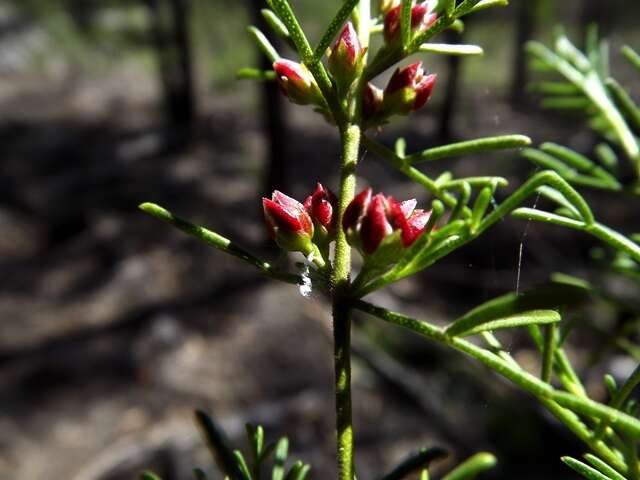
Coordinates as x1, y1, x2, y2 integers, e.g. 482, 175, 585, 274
594, 364, 640, 440
468, 0, 508, 14
561, 457, 614, 480
194, 410, 244, 480
272, 438, 289, 480
378, 447, 448, 480
236, 68, 277, 81
622, 45, 640, 72
354, 300, 640, 440
140, 473, 163, 480
606, 78, 640, 132
314, 0, 360, 60
583, 454, 626, 480
441, 453, 497, 480
446, 310, 561, 337
248, 26, 280, 62
139, 203, 300, 284
193, 469, 209, 480
261, 9, 291, 41
419, 43, 483, 56
407, 135, 531, 164
541, 322, 557, 383
511, 208, 586, 229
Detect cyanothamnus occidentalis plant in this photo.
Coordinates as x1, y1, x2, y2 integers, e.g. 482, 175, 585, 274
139, 2, 640, 479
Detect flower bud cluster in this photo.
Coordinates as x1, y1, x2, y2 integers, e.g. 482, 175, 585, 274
343, 188, 431, 255
363, 61, 437, 126
383, 1, 438, 45
263, 185, 433, 268
263, 184, 337, 264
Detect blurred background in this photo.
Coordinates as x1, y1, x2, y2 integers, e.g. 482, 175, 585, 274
0, 1, 639, 479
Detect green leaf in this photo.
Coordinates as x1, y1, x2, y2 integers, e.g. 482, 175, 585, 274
622, 45, 640, 72
537, 186, 581, 218
454, 284, 589, 325
395, 137, 407, 157
441, 453, 497, 480
378, 447, 448, 480
246, 423, 265, 474
194, 410, 245, 480
261, 9, 291, 42
265, 0, 313, 61
193, 468, 209, 480
594, 363, 640, 439
247, 26, 280, 63
139, 203, 300, 285
539, 143, 620, 187
541, 322, 557, 382
418, 43, 483, 56
520, 149, 619, 191
444, 284, 588, 339
511, 208, 586, 229
234, 450, 253, 480
561, 457, 613, 480
468, 0, 508, 14
140, 472, 162, 480
583, 454, 626, 480
353, 300, 632, 472
527, 40, 640, 175
555, 33, 591, 72
603, 374, 618, 398
594, 143, 618, 171
272, 438, 289, 480
314, 0, 360, 59
606, 77, 640, 132
470, 185, 494, 230
434, 0, 455, 16
284, 461, 311, 480
446, 309, 561, 337
236, 68, 277, 81
541, 97, 592, 109
528, 81, 581, 95
408, 134, 531, 164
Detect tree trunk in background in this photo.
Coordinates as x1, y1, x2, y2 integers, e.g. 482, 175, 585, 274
438, 29, 462, 142
248, 0, 288, 195
146, 0, 196, 129
580, 0, 615, 42
68, 0, 94, 33
510, 0, 536, 107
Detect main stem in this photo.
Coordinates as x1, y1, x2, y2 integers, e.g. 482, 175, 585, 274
332, 123, 360, 480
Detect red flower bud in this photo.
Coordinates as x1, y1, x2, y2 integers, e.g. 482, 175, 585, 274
328, 22, 365, 93
343, 187, 372, 249
363, 83, 384, 124
263, 190, 314, 254
304, 183, 338, 244
273, 59, 323, 106
343, 188, 432, 255
383, 1, 438, 44
383, 61, 437, 115
379, 0, 400, 15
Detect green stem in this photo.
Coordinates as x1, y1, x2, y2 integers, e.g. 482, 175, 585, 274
332, 124, 362, 480
354, 300, 636, 474
138, 202, 301, 285
541, 322, 557, 383
594, 363, 640, 440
